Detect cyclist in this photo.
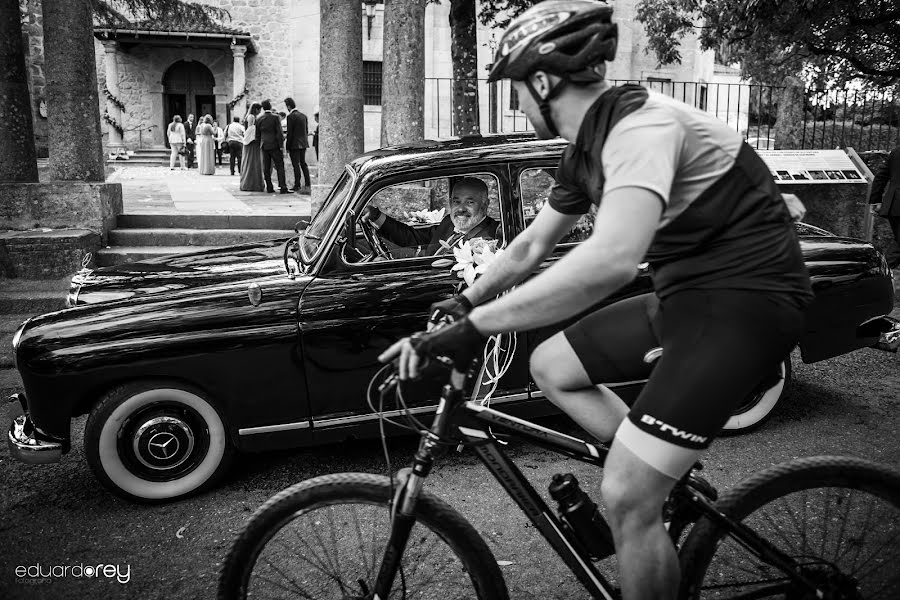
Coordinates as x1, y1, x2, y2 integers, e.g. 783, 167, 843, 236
380, 1, 813, 598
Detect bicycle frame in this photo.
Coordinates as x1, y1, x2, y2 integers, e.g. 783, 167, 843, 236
372, 380, 826, 600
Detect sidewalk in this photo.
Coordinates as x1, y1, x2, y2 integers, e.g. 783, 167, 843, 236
107, 165, 312, 217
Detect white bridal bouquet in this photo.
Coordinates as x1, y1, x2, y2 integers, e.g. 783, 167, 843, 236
432, 237, 504, 287
404, 207, 445, 224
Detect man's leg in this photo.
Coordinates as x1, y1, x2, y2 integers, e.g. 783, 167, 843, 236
886, 216, 900, 268
289, 149, 302, 190
601, 439, 683, 600
530, 334, 629, 441
262, 149, 275, 192
299, 148, 310, 188
274, 149, 288, 191
530, 293, 657, 442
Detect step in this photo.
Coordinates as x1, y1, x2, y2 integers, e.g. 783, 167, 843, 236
0, 279, 70, 315
96, 246, 220, 267
108, 228, 293, 247
0, 291, 67, 315
117, 214, 307, 230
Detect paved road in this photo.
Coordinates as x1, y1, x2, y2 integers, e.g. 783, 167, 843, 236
1, 332, 898, 599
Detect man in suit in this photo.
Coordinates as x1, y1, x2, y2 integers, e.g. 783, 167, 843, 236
870, 146, 900, 268
255, 99, 291, 194
284, 97, 311, 193
184, 113, 196, 169
362, 177, 500, 256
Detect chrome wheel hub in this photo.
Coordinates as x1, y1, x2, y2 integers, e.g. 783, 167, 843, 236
132, 416, 195, 471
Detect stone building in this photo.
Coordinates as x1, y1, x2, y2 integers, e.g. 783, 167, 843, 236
20, 0, 715, 156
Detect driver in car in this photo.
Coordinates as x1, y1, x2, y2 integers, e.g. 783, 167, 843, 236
362, 177, 501, 256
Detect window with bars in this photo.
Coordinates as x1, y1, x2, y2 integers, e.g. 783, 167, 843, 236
363, 61, 382, 106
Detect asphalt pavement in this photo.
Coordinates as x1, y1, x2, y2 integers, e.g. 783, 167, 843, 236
1, 304, 898, 599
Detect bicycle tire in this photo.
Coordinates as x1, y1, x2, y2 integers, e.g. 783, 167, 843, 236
218, 472, 509, 600
679, 456, 900, 599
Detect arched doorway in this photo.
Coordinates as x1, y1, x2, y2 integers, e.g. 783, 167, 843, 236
163, 61, 216, 145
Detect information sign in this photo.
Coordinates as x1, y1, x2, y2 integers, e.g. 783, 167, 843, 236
756, 149, 865, 183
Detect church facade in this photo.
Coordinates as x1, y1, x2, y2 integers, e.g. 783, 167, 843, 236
20, 0, 715, 155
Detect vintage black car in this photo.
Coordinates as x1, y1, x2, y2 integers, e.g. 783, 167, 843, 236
8, 134, 899, 502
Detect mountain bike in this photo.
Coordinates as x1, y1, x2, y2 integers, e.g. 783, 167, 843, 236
218, 358, 900, 599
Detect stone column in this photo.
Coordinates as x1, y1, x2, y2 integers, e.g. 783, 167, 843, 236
101, 41, 124, 152
380, 0, 426, 146
0, 0, 38, 182
312, 0, 364, 215
232, 44, 248, 119
42, 0, 105, 181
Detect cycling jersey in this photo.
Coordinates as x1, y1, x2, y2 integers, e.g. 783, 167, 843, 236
548, 84, 813, 476
549, 84, 813, 301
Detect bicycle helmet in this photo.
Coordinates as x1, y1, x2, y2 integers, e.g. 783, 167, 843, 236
487, 1, 617, 138
487, 0, 617, 84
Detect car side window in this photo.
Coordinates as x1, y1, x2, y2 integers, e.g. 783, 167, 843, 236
519, 167, 596, 245
343, 173, 503, 264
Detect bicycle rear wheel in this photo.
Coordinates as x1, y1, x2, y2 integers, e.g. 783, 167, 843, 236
679, 456, 900, 599
218, 472, 509, 600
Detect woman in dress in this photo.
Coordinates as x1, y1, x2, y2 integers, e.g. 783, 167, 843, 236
197, 115, 216, 175
167, 115, 186, 170
240, 102, 264, 191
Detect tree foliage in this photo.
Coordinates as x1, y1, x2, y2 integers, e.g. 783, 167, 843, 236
478, 0, 536, 29
90, 0, 229, 29
635, 0, 900, 86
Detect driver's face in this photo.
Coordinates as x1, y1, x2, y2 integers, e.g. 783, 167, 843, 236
449, 184, 487, 232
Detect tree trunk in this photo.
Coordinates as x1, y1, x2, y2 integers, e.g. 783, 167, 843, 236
450, 0, 479, 136
773, 76, 806, 150
313, 0, 364, 215
42, 0, 105, 181
381, 0, 426, 147
0, 0, 38, 182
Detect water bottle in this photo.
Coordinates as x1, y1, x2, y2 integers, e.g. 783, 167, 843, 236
548, 473, 616, 560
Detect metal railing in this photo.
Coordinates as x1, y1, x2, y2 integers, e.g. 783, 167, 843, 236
421, 78, 899, 152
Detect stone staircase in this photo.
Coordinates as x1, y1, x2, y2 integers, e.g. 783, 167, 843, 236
96, 213, 301, 267
107, 147, 172, 166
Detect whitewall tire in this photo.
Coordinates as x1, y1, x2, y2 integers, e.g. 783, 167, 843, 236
85, 382, 233, 503
722, 359, 792, 433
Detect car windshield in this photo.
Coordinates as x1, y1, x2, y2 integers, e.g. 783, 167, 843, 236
299, 170, 354, 263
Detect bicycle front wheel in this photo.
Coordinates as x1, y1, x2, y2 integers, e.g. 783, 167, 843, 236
218, 472, 509, 600
679, 456, 900, 599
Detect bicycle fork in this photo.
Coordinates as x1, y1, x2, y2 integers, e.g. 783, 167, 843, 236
371, 386, 457, 599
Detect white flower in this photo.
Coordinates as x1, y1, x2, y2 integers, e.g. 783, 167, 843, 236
450, 239, 504, 286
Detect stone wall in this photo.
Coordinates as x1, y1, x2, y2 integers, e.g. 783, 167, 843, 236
0, 182, 122, 244
95, 43, 234, 149
215, 0, 294, 110
20, 0, 48, 157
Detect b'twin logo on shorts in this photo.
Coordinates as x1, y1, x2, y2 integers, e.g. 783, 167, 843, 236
640, 415, 708, 445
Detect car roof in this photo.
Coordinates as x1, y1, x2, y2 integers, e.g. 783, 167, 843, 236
347, 133, 568, 178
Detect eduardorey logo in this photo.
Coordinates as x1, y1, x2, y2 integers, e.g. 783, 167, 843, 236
15, 563, 131, 585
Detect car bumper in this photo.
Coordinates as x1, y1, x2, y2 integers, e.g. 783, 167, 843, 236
7, 394, 63, 465
869, 316, 900, 353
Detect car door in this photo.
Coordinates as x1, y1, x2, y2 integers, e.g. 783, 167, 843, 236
512, 161, 656, 403
298, 165, 531, 444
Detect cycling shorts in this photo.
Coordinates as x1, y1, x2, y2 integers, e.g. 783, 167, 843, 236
563, 289, 807, 478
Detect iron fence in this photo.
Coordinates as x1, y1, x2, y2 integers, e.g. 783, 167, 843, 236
422, 78, 900, 153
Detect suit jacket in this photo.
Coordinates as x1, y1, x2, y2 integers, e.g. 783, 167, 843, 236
184, 120, 196, 142
379, 214, 500, 256
255, 111, 284, 151
286, 110, 309, 150
870, 148, 900, 217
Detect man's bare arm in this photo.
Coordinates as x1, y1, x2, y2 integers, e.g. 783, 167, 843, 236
469, 187, 663, 335
462, 205, 580, 306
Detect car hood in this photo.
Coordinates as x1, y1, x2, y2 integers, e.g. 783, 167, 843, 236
70, 238, 295, 305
